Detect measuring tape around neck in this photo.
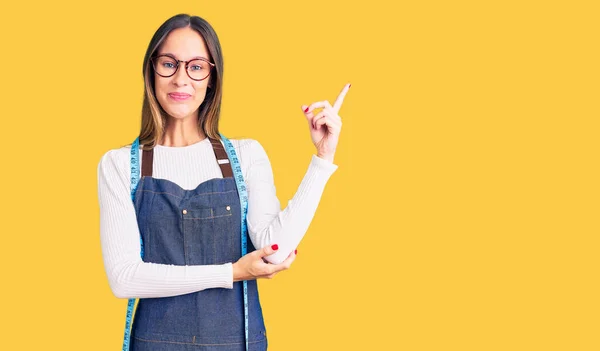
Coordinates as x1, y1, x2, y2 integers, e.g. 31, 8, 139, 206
120, 136, 250, 351
220, 134, 250, 351
119, 137, 143, 351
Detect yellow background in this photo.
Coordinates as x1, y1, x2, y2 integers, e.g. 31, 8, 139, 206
0, 0, 598, 350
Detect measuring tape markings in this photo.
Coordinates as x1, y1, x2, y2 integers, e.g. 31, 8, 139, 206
220, 134, 250, 351
121, 137, 142, 351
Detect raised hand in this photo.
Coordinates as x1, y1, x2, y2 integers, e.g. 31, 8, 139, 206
301, 83, 350, 162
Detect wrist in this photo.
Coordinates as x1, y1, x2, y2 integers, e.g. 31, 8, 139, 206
317, 153, 334, 163
232, 262, 240, 282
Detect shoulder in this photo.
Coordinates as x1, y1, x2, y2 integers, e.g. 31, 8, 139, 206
97, 145, 135, 178
224, 138, 272, 177
225, 138, 260, 150
225, 138, 269, 158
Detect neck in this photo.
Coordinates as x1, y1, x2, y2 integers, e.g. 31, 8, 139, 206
160, 115, 206, 147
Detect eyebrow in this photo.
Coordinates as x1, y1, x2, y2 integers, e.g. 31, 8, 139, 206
159, 52, 210, 61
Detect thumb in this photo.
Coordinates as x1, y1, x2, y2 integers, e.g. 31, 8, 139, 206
259, 244, 279, 258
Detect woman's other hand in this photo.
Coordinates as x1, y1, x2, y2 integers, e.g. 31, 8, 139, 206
232, 244, 297, 282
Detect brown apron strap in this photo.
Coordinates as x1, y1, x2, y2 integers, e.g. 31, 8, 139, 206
142, 147, 154, 177
140, 138, 233, 178
209, 138, 233, 178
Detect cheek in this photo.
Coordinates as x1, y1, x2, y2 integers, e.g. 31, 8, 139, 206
154, 79, 168, 98
193, 84, 208, 103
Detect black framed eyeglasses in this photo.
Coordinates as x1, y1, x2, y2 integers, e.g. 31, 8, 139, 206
151, 54, 215, 81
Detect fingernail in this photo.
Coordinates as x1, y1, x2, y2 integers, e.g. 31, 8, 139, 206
304, 107, 309, 113
349, 83, 351, 88
295, 249, 298, 255
271, 244, 279, 250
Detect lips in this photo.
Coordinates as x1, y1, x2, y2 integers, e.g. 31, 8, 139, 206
168, 92, 191, 101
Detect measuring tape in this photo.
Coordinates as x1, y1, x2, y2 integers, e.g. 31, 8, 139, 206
120, 135, 250, 351
220, 134, 250, 351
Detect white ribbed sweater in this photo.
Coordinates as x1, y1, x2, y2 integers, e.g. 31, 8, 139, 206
97, 138, 337, 299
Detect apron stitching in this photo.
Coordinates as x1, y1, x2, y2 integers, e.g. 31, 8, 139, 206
133, 336, 266, 346
188, 189, 237, 199
139, 190, 184, 199
182, 209, 188, 264
184, 213, 233, 220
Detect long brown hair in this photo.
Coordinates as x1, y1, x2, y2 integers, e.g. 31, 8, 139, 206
136, 14, 224, 150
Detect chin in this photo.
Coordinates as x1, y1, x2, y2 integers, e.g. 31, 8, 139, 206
166, 106, 200, 119
167, 111, 192, 119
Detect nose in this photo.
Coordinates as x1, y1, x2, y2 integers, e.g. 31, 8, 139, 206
172, 63, 189, 86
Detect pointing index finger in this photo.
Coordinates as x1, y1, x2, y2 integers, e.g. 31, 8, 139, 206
333, 83, 351, 112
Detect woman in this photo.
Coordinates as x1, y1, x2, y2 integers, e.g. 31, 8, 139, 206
97, 13, 349, 350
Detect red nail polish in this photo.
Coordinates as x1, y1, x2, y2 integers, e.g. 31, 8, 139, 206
304, 107, 309, 113
349, 84, 351, 88
271, 244, 279, 250
295, 249, 298, 255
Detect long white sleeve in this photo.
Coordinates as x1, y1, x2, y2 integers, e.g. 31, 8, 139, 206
98, 148, 233, 299
97, 138, 337, 299
242, 141, 338, 264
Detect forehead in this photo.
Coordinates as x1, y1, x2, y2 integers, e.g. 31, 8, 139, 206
158, 27, 209, 59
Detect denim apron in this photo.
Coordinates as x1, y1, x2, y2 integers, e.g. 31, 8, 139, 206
129, 138, 268, 351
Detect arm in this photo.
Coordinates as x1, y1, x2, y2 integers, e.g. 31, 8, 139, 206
244, 140, 338, 264
97, 149, 232, 299
245, 83, 350, 264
